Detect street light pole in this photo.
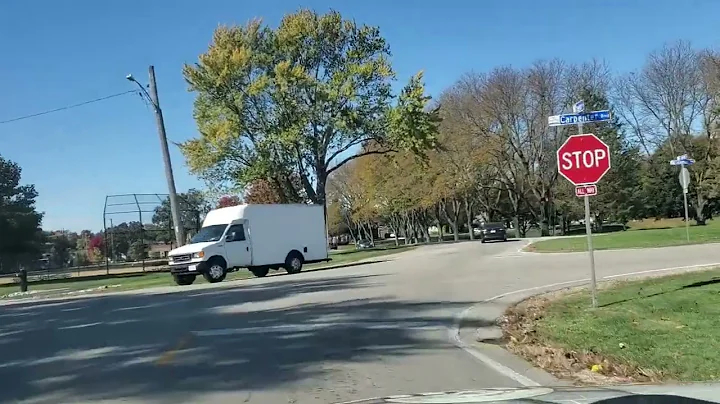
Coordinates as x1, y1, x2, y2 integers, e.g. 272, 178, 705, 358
126, 66, 186, 247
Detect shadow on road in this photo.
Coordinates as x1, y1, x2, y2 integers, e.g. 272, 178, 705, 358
0, 274, 487, 403
270, 259, 389, 277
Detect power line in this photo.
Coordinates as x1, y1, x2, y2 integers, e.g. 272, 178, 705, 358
0, 90, 139, 125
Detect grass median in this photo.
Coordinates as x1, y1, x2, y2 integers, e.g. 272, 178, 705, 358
527, 218, 720, 253
505, 268, 720, 382
0, 245, 414, 299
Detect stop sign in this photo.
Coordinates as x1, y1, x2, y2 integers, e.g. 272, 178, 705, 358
556, 134, 611, 186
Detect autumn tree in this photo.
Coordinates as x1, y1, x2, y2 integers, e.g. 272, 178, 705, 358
217, 195, 242, 208
327, 161, 366, 242
87, 234, 104, 263
364, 150, 434, 245
181, 9, 439, 213
325, 198, 348, 236
244, 180, 285, 204
434, 83, 501, 239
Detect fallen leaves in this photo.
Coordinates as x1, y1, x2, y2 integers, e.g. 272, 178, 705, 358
500, 293, 664, 385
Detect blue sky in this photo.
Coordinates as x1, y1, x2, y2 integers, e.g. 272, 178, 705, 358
1, 0, 717, 232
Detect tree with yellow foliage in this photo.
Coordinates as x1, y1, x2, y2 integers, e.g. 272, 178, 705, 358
181, 9, 439, 212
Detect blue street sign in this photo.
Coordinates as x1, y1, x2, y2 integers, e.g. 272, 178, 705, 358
548, 110, 612, 127
670, 155, 695, 166
573, 100, 585, 113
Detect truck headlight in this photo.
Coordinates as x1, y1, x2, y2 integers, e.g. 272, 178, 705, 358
193, 251, 205, 259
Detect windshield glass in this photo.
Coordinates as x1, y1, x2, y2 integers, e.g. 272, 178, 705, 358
483, 222, 505, 230
190, 224, 228, 243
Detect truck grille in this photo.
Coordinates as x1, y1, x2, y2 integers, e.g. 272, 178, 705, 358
171, 254, 191, 263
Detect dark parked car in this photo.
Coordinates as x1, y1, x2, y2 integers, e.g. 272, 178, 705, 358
479, 222, 508, 243
356, 239, 375, 249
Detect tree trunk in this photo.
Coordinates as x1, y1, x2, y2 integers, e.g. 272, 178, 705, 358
410, 212, 419, 244
694, 194, 707, 225
438, 200, 453, 241
388, 213, 401, 246
367, 221, 375, 244
357, 221, 367, 240
464, 196, 475, 240
435, 202, 445, 242
419, 210, 431, 242
342, 214, 358, 243
449, 221, 459, 241
594, 213, 605, 233
402, 212, 412, 245
314, 169, 328, 205
540, 200, 549, 237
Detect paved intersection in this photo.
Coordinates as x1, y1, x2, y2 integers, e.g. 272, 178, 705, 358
2, 240, 720, 403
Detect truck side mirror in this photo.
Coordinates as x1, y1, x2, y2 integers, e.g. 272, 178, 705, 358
225, 234, 234, 242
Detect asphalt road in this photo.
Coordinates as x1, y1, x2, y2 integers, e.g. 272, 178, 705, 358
2, 240, 720, 404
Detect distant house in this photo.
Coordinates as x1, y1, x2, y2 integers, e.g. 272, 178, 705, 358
148, 243, 173, 259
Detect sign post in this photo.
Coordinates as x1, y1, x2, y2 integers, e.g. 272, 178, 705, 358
670, 155, 695, 242
551, 105, 612, 308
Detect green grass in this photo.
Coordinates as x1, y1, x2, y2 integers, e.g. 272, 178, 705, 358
536, 269, 720, 381
0, 245, 414, 299
528, 218, 720, 252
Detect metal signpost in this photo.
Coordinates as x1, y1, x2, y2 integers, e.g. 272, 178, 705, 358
670, 155, 695, 242
550, 103, 612, 308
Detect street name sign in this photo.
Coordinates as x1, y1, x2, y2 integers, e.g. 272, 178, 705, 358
548, 110, 611, 127
670, 154, 696, 166
573, 100, 585, 113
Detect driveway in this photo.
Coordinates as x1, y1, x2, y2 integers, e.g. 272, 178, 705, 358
2, 240, 719, 403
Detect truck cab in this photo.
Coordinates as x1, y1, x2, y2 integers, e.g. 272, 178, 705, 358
168, 220, 252, 285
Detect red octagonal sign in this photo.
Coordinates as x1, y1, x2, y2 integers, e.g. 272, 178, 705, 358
557, 134, 611, 186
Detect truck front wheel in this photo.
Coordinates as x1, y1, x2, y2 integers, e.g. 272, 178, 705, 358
173, 274, 196, 286
249, 266, 269, 278
284, 251, 304, 274
203, 258, 227, 283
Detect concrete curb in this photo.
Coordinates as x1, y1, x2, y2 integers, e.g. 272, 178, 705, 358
520, 237, 720, 255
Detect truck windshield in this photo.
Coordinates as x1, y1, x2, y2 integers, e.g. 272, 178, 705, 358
190, 224, 228, 244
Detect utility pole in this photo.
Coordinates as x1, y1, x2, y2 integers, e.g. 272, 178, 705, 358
127, 67, 185, 247
109, 218, 115, 262
148, 66, 185, 247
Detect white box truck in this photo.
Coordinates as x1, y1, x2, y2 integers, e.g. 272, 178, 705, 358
167, 204, 329, 285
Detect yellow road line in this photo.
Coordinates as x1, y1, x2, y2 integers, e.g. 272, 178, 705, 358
156, 335, 192, 366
